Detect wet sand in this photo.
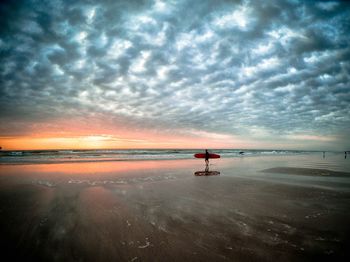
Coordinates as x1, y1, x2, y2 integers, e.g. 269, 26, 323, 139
261, 167, 350, 177
1, 156, 350, 261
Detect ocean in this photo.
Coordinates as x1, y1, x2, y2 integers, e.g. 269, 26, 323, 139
0, 148, 331, 164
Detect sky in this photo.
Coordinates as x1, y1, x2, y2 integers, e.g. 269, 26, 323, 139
0, 0, 349, 150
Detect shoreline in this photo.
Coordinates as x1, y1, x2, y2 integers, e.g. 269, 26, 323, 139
1, 150, 348, 166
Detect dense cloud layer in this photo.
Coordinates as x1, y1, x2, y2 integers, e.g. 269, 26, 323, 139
1, 0, 349, 149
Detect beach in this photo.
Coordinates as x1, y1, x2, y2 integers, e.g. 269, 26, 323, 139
0, 152, 350, 261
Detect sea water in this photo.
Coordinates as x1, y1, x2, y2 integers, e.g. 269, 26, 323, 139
0, 149, 349, 169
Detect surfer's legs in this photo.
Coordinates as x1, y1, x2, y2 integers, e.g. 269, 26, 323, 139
205, 159, 209, 171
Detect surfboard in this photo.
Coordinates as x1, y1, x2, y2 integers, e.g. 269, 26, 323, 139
194, 153, 220, 159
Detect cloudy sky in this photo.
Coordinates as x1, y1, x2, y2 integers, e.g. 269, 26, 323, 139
0, 0, 349, 150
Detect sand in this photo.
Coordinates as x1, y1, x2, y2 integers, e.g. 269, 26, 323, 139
0, 156, 350, 261
261, 167, 350, 177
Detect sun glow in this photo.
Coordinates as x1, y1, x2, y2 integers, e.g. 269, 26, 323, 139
0, 128, 246, 150
0, 135, 155, 150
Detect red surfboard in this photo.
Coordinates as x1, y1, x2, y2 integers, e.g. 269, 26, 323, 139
194, 153, 220, 159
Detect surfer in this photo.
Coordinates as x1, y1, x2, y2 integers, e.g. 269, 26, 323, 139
193, 150, 220, 175
205, 149, 209, 168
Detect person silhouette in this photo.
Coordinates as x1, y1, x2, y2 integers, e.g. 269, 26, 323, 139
205, 149, 209, 170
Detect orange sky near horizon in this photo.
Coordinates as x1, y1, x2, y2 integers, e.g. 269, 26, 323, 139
0, 133, 247, 150
0, 116, 250, 150
0, 116, 339, 151
1, 116, 338, 151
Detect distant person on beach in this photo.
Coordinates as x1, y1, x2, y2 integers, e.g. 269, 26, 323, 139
323, 151, 325, 158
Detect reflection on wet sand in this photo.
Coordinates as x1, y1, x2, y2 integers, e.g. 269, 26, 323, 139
194, 161, 221, 176
0, 155, 350, 261
194, 170, 220, 176
0, 159, 201, 175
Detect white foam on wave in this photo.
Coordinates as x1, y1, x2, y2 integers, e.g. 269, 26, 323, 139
35, 180, 56, 187
66, 175, 177, 186
68, 179, 127, 185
